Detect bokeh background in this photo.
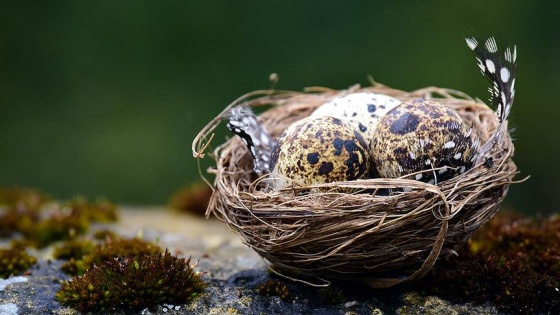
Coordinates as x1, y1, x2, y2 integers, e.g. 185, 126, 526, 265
1, 2, 558, 213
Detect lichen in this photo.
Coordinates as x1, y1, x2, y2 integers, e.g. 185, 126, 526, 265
56, 250, 205, 313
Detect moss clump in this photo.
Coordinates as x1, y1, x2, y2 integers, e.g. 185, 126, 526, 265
0, 188, 119, 248
92, 229, 118, 241
53, 239, 95, 260
469, 211, 560, 273
0, 203, 42, 237
63, 197, 118, 223
168, 181, 213, 216
256, 279, 291, 302
0, 247, 37, 278
56, 250, 205, 313
60, 258, 81, 275
62, 237, 163, 276
0, 186, 49, 210
317, 286, 346, 305
420, 211, 560, 314
22, 213, 90, 248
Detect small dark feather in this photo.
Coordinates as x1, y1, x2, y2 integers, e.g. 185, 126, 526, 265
226, 105, 273, 175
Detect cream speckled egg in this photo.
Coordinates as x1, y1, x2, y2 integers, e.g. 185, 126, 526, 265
310, 92, 402, 143
370, 98, 478, 184
269, 116, 372, 190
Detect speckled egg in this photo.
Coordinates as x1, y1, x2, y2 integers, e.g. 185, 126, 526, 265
310, 92, 402, 143
370, 98, 478, 184
269, 116, 372, 190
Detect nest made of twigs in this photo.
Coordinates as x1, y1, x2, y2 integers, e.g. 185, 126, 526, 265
192, 82, 518, 288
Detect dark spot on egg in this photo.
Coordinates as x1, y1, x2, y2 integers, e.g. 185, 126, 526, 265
389, 112, 420, 135
318, 161, 334, 175
333, 138, 344, 156
343, 139, 359, 152
368, 104, 376, 112
297, 159, 304, 171
307, 152, 320, 164
332, 118, 343, 126
430, 111, 442, 119
358, 123, 367, 132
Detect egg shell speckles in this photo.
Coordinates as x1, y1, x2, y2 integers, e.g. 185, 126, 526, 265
310, 92, 402, 143
370, 98, 477, 184
269, 116, 372, 190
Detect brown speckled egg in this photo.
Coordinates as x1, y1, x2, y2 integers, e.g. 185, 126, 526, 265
370, 98, 478, 184
269, 116, 372, 190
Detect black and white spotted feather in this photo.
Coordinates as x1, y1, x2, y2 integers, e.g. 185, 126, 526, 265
465, 36, 517, 160
226, 105, 273, 175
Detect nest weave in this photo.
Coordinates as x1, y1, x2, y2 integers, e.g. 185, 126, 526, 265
192, 83, 518, 288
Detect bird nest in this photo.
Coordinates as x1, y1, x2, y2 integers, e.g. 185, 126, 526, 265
192, 83, 518, 288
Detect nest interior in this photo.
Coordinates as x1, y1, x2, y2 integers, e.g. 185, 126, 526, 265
193, 84, 518, 288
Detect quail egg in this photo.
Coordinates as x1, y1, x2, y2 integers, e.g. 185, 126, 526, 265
269, 116, 372, 190
310, 92, 402, 143
370, 98, 478, 184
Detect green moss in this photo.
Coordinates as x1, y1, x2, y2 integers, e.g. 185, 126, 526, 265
0, 188, 119, 248
0, 204, 42, 237
63, 197, 119, 223
56, 250, 205, 312
0, 186, 49, 210
0, 247, 37, 278
64, 237, 163, 276
469, 211, 560, 273
60, 258, 81, 275
53, 239, 95, 260
255, 279, 291, 302
419, 211, 560, 314
92, 229, 118, 241
317, 286, 346, 304
23, 214, 90, 248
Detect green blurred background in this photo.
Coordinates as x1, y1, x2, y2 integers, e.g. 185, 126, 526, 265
1, 2, 558, 213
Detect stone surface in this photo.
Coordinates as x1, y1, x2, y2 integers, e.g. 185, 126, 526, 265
0, 207, 499, 314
